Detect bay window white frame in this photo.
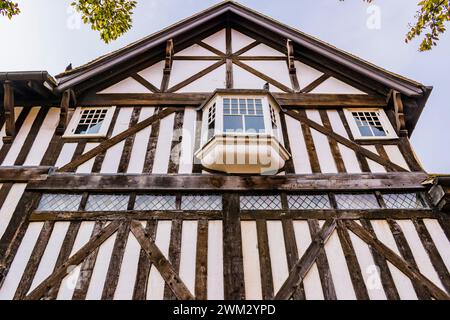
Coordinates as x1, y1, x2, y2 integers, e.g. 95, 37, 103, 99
201, 94, 282, 145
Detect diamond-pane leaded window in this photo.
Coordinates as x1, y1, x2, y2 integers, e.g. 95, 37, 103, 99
240, 195, 282, 210
134, 195, 176, 210
181, 195, 222, 210
382, 193, 427, 209
335, 193, 380, 209
85, 194, 129, 211
288, 194, 330, 210
36, 194, 82, 211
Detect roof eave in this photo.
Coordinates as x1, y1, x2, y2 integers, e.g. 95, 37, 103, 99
54, 1, 425, 97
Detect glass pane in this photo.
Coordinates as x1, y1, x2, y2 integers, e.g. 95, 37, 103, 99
335, 194, 379, 209
134, 195, 176, 210
382, 193, 427, 209
357, 125, 373, 137
181, 195, 222, 210
240, 195, 282, 210
288, 194, 330, 209
85, 194, 129, 211
224, 115, 243, 133
86, 120, 104, 134
245, 116, 265, 133
37, 194, 82, 211
74, 124, 89, 134
372, 126, 386, 136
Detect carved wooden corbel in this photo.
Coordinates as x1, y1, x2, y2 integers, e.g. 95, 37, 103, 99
56, 89, 76, 135
2, 80, 15, 144
392, 90, 408, 136
286, 39, 300, 92
161, 39, 174, 92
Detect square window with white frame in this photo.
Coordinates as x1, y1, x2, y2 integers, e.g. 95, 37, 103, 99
64, 106, 116, 138
223, 98, 265, 134
344, 108, 397, 140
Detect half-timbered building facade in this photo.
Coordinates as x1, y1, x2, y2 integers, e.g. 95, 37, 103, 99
0, 1, 449, 300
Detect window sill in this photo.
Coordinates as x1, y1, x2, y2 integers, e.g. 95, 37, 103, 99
195, 134, 290, 174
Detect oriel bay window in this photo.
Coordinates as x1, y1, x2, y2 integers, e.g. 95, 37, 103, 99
195, 90, 290, 174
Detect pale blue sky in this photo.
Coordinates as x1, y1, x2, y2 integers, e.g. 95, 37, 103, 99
1, 0, 449, 172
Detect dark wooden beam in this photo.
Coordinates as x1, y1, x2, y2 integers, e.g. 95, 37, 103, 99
345, 220, 450, 300
24, 220, 121, 300
173, 56, 222, 61
197, 41, 225, 56
28, 172, 428, 192
78, 93, 209, 106
129, 220, 195, 300
76, 92, 385, 108
237, 56, 287, 61
274, 93, 386, 107
29, 209, 436, 222
222, 193, 245, 300
233, 40, 260, 56
0, 166, 52, 182
131, 74, 161, 93
274, 219, 337, 300
167, 60, 225, 93
161, 39, 174, 92
412, 218, 450, 293
2, 80, 15, 144
57, 108, 177, 172
55, 90, 70, 135
283, 109, 408, 172
300, 74, 330, 94
132, 220, 157, 300
392, 91, 408, 136
232, 58, 293, 92
286, 39, 300, 92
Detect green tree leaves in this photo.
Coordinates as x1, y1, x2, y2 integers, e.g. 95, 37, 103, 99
0, 0, 449, 50
0, 0, 20, 19
406, 0, 450, 51
71, 0, 137, 43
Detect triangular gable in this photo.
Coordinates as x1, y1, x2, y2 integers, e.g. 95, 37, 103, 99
56, 1, 430, 134
137, 60, 165, 89
231, 29, 255, 52
98, 77, 151, 94
241, 43, 285, 57
202, 29, 226, 54
175, 44, 218, 56
311, 77, 366, 95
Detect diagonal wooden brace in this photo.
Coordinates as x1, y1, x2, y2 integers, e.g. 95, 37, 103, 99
283, 109, 408, 172
345, 220, 450, 300
274, 219, 337, 300
57, 107, 177, 172
129, 220, 195, 300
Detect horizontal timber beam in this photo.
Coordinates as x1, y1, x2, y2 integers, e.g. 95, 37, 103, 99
27, 172, 428, 191
273, 93, 386, 107
29, 209, 436, 222
76, 92, 386, 108
77, 93, 209, 106
0, 166, 53, 182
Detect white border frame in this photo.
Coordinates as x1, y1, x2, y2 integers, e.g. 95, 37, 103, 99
343, 108, 398, 140
63, 106, 116, 138
201, 94, 280, 142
